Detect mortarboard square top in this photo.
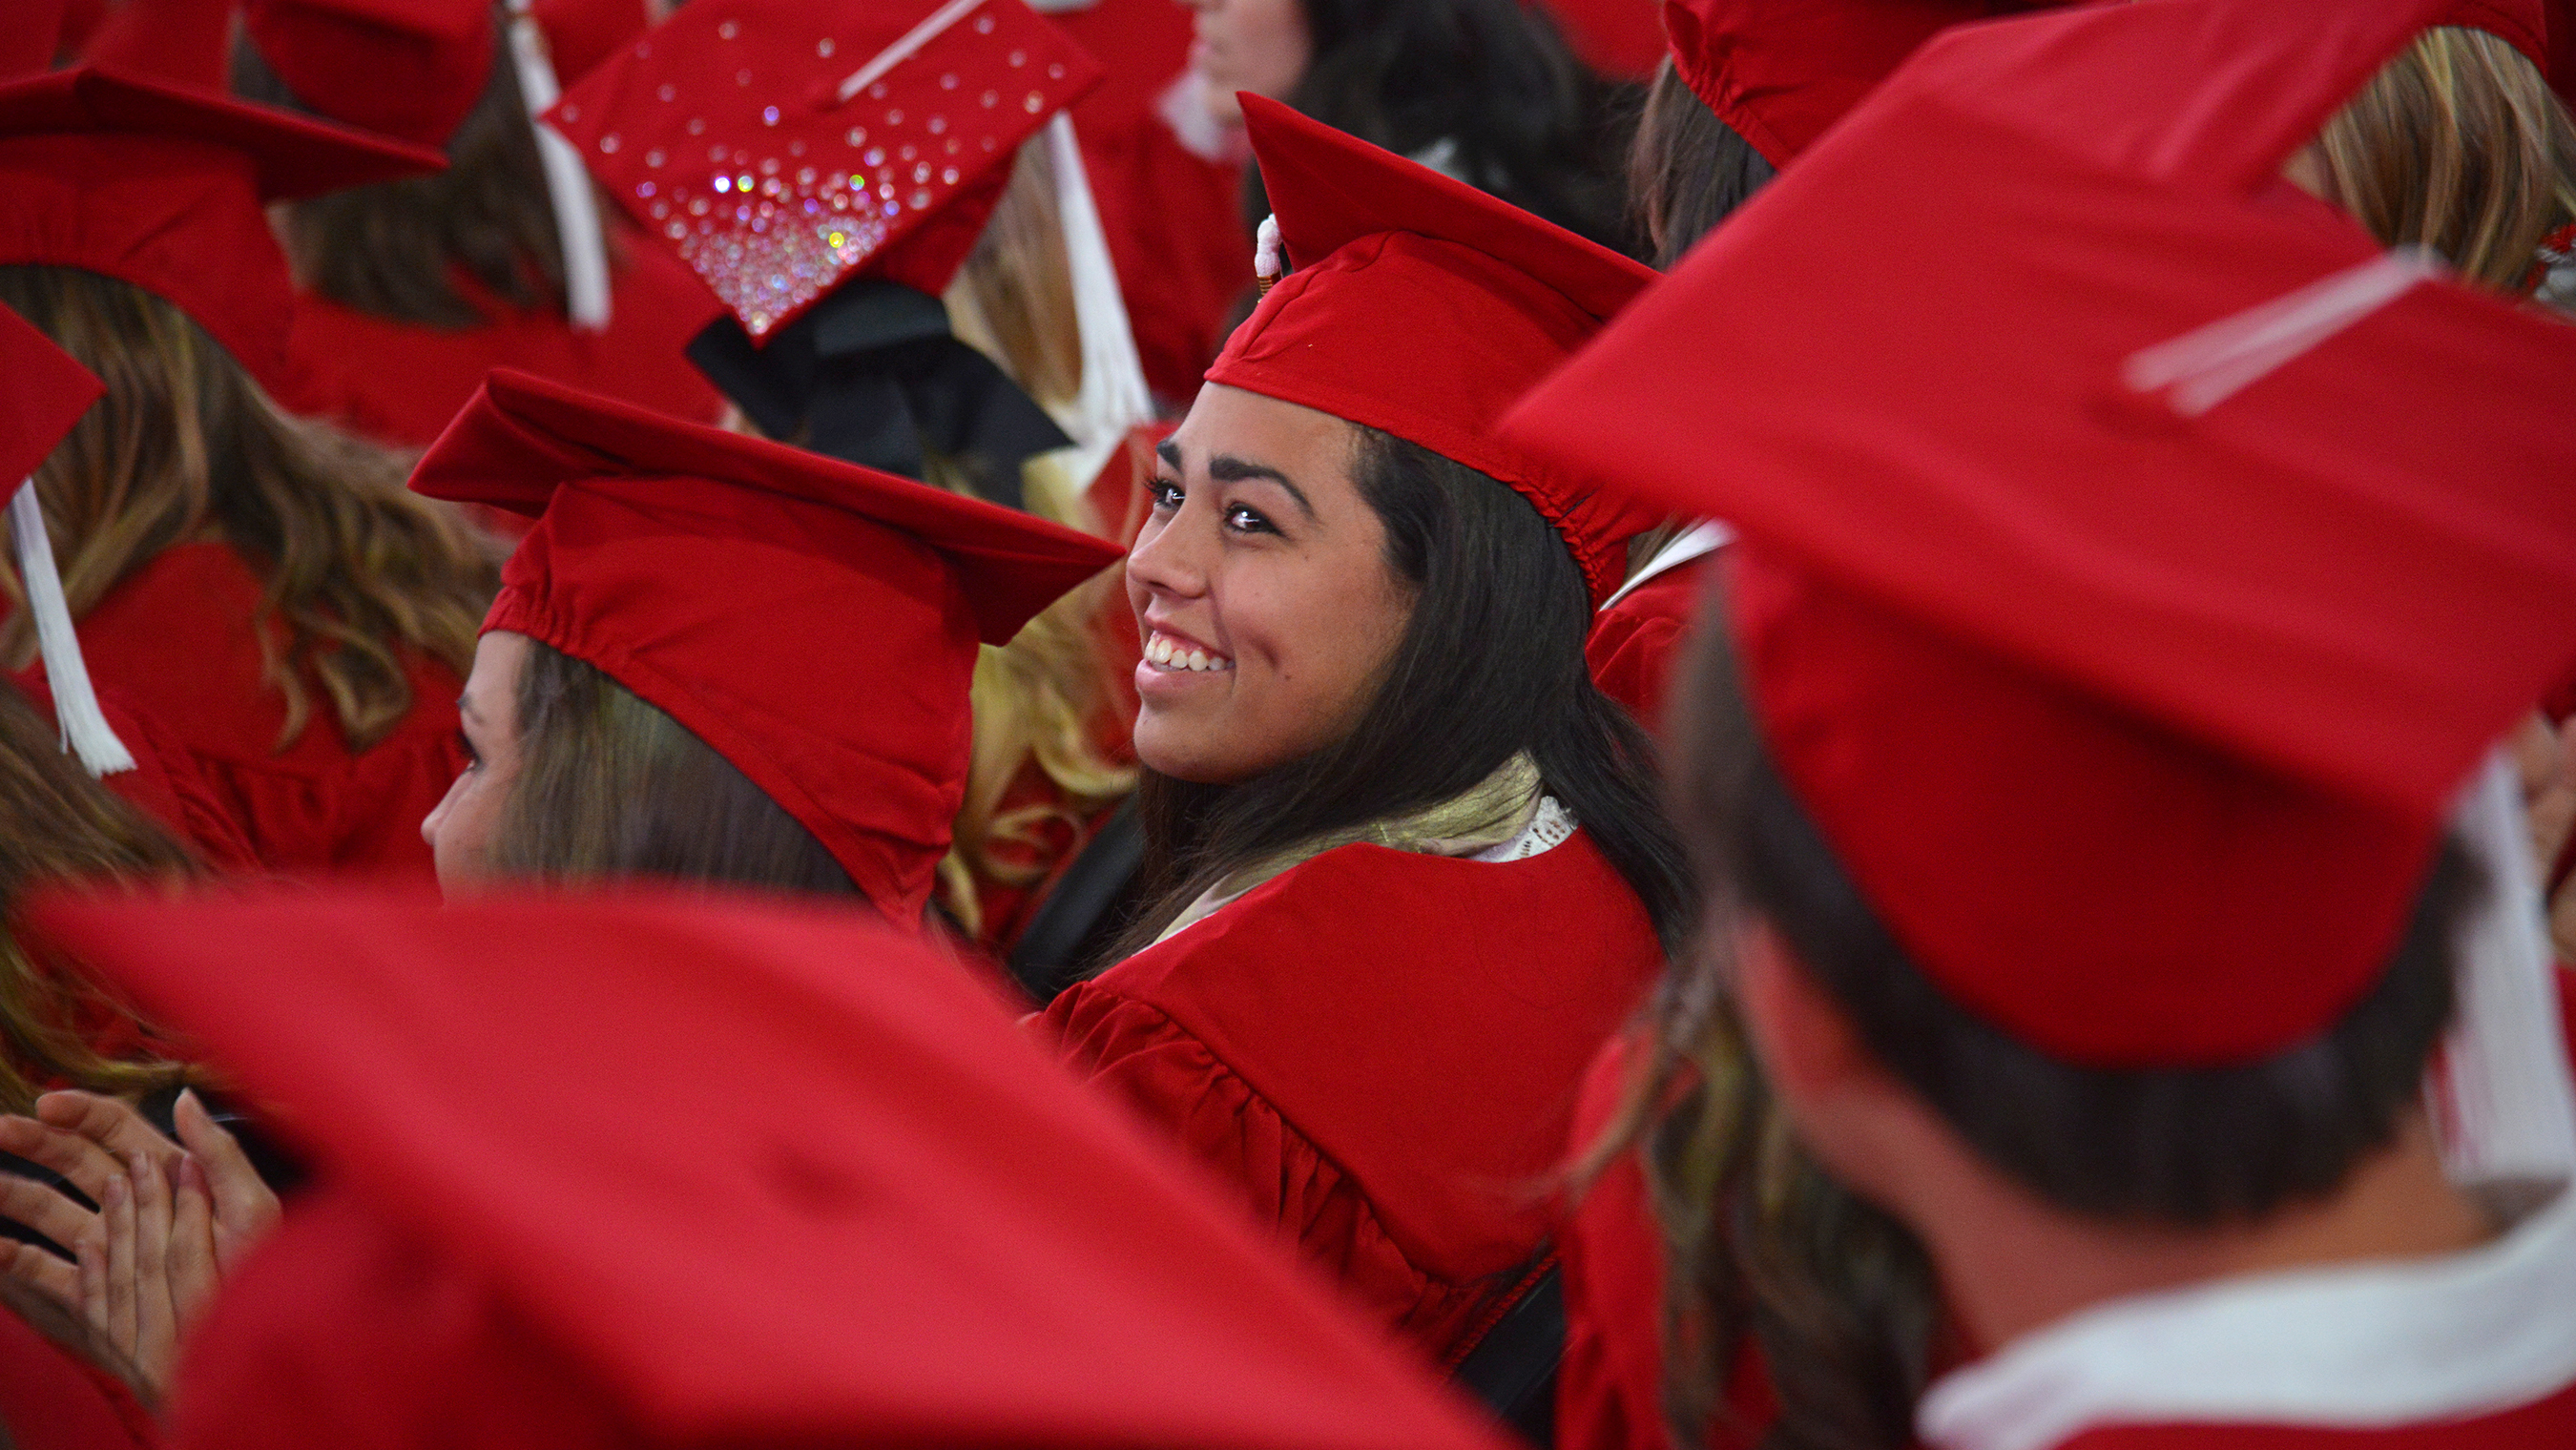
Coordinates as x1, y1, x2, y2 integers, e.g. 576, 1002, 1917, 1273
242, 0, 498, 148
549, 0, 1102, 342
1659, 0, 2042, 169
1206, 93, 1663, 608
0, 65, 443, 391
410, 369, 1122, 922
1502, 0, 2576, 1067
31, 887, 1520, 1450
0, 304, 104, 488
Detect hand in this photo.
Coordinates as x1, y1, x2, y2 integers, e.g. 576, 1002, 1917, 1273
72, 1149, 213, 1406
0, 1090, 280, 1324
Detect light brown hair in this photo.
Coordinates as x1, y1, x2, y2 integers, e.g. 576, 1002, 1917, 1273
232, 5, 592, 328
935, 135, 1138, 942
492, 639, 863, 900
0, 266, 498, 753
2314, 26, 2576, 295
0, 684, 196, 1116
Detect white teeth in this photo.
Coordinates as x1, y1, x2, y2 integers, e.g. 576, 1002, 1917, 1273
1146, 631, 1231, 673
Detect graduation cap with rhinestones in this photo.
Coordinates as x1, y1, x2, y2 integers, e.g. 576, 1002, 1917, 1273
548, 0, 1102, 342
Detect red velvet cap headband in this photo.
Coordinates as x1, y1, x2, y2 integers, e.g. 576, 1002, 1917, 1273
1504, 0, 2576, 1067
0, 67, 442, 393
1207, 94, 1662, 608
547, 0, 1102, 340
408, 369, 1123, 922
242, 0, 496, 148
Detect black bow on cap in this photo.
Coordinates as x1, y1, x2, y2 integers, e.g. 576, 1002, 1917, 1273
685, 280, 1072, 512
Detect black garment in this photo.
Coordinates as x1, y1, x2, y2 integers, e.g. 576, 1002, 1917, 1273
687, 280, 1070, 510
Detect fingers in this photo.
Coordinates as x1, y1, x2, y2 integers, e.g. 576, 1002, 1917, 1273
1, 1239, 78, 1309
0, 1169, 101, 1253
175, 1091, 280, 1272
75, 1171, 133, 1356
165, 1156, 218, 1334
0, 1117, 124, 1207
3, 1092, 181, 1205
126, 1155, 177, 1401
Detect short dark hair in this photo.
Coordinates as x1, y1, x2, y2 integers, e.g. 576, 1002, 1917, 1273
1669, 611, 2472, 1225
232, 4, 576, 328
495, 640, 862, 901
1251, 0, 1637, 255
1626, 59, 1776, 270
1111, 425, 1694, 963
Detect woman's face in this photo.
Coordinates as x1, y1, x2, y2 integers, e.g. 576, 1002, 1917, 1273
421, 630, 531, 897
1126, 383, 1415, 784
1180, 0, 1313, 127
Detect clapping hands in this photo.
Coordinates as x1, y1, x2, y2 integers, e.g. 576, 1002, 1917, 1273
0, 1088, 281, 1405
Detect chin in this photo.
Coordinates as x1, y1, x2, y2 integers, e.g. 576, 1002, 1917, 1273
1133, 719, 1252, 786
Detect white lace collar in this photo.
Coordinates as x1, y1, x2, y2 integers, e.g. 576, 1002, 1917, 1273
1920, 1180, 2576, 1450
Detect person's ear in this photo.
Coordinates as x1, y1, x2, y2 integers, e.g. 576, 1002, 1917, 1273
1734, 922, 1874, 1106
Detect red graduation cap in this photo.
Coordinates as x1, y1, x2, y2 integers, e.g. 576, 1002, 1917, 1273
78, 0, 236, 91
26, 884, 1521, 1450
0, 65, 443, 393
547, 0, 1103, 342
409, 368, 1124, 922
1207, 93, 1662, 608
241, 0, 496, 147
0, 301, 101, 489
530, 0, 652, 90
1659, 0, 2043, 169
1502, 0, 2576, 1067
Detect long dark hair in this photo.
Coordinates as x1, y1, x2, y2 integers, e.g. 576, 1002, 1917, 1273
1257, 0, 1637, 254
232, 4, 576, 328
1103, 425, 1693, 966
1627, 58, 1776, 269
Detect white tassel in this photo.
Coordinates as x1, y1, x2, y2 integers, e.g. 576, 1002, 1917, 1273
837, 0, 987, 106
8, 481, 133, 777
2429, 751, 2576, 1191
508, 1, 613, 331
1253, 213, 1282, 294
1045, 114, 1153, 480
2123, 247, 2445, 416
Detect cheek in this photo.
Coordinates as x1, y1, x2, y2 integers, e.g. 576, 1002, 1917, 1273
428, 767, 509, 883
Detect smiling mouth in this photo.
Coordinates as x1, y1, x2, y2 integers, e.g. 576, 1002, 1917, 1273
1144, 630, 1234, 673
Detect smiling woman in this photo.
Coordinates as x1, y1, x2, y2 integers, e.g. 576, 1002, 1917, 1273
1038, 100, 1688, 1362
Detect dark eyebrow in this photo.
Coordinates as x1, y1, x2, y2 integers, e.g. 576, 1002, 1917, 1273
1207, 454, 1316, 521
1154, 437, 1181, 470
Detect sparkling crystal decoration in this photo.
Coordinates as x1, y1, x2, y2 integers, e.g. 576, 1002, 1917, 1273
547, 0, 1102, 340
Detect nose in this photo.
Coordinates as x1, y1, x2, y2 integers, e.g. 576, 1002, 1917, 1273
421, 770, 463, 846
1125, 503, 1211, 604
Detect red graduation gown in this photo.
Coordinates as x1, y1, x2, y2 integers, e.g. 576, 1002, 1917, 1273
283, 242, 726, 450
0, 1303, 156, 1450
1042, 831, 1664, 1360
1586, 554, 1706, 736
24, 542, 465, 878
15, 675, 258, 871
1555, 1034, 1776, 1450
1555, 967, 2576, 1450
